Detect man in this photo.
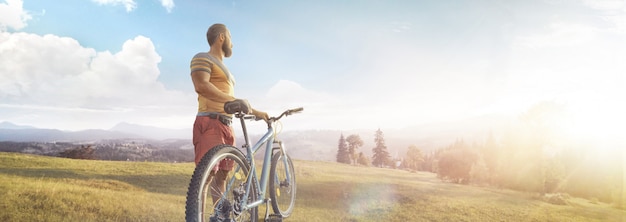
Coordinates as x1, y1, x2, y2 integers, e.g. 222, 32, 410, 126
190, 23, 268, 204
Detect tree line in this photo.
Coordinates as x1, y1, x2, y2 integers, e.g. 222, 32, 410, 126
334, 102, 624, 209
336, 128, 394, 168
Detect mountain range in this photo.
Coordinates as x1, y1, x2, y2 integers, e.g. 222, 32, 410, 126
0, 115, 512, 161
0, 121, 37, 130
0, 121, 188, 142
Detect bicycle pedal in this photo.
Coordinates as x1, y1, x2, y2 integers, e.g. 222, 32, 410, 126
265, 214, 283, 222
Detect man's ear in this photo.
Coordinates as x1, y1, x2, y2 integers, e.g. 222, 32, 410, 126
218, 33, 225, 42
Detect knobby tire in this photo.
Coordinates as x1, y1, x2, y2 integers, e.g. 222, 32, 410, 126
185, 144, 258, 222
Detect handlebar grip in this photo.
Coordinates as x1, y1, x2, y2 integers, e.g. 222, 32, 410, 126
290, 107, 304, 113
243, 116, 258, 120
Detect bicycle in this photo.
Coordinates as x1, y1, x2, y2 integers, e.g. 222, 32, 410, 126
186, 100, 303, 222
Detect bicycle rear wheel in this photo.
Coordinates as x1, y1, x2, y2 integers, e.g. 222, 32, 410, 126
186, 144, 258, 222
269, 151, 296, 217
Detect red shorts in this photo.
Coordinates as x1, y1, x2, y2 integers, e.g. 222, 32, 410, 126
192, 116, 235, 170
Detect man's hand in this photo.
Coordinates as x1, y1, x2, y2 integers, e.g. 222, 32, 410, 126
251, 108, 269, 121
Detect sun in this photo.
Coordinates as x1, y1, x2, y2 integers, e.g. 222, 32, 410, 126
553, 95, 626, 162
564, 97, 624, 140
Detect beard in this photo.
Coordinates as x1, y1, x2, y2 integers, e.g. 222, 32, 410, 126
223, 39, 233, 58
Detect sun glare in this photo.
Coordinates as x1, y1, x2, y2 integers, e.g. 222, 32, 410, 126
554, 96, 626, 161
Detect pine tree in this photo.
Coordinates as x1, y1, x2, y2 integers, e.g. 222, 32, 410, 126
336, 134, 350, 164
371, 128, 391, 168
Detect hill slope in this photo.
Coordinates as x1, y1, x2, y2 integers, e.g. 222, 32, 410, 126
0, 152, 623, 221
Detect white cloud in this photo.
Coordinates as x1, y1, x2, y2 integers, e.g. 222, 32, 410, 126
581, 0, 626, 33
265, 80, 331, 108
91, 0, 175, 13
581, 0, 624, 11
246, 80, 367, 130
514, 22, 597, 49
160, 0, 174, 13
0, 32, 195, 130
254, 80, 333, 128
92, 0, 137, 12
253, 79, 455, 131
391, 21, 412, 33
601, 14, 625, 33
0, 0, 32, 31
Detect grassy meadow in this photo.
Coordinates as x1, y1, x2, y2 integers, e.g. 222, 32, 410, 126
0, 152, 623, 222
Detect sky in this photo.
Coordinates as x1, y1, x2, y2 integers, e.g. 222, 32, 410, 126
0, 0, 625, 139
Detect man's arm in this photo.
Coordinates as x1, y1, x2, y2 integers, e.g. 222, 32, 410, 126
191, 70, 235, 103
250, 108, 269, 120
191, 69, 267, 120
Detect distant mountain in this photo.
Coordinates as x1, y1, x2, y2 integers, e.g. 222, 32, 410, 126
110, 122, 190, 140
0, 114, 513, 161
0, 121, 36, 130
0, 128, 139, 142
0, 121, 190, 143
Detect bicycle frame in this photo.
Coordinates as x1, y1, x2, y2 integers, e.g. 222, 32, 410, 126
226, 113, 292, 212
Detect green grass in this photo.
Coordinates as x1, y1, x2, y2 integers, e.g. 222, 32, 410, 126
1, 152, 624, 221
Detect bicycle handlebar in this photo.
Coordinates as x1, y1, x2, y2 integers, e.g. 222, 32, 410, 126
242, 107, 304, 122
273, 107, 304, 120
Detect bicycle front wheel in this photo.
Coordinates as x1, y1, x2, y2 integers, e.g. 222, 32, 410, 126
185, 144, 258, 222
269, 151, 296, 217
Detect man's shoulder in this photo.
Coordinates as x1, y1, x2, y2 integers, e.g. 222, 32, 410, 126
191, 52, 213, 73
193, 52, 210, 59
191, 52, 213, 66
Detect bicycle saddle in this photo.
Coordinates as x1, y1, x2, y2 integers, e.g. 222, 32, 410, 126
224, 99, 251, 114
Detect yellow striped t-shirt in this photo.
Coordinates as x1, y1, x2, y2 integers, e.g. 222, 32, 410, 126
190, 52, 234, 115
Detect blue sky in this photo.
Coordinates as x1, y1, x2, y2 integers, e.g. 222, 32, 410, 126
1, 0, 625, 139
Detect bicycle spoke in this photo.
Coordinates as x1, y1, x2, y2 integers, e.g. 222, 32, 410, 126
186, 146, 258, 222
270, 152, 296, 217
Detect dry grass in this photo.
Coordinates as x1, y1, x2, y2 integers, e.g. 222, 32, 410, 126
0, 152, 623, 221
